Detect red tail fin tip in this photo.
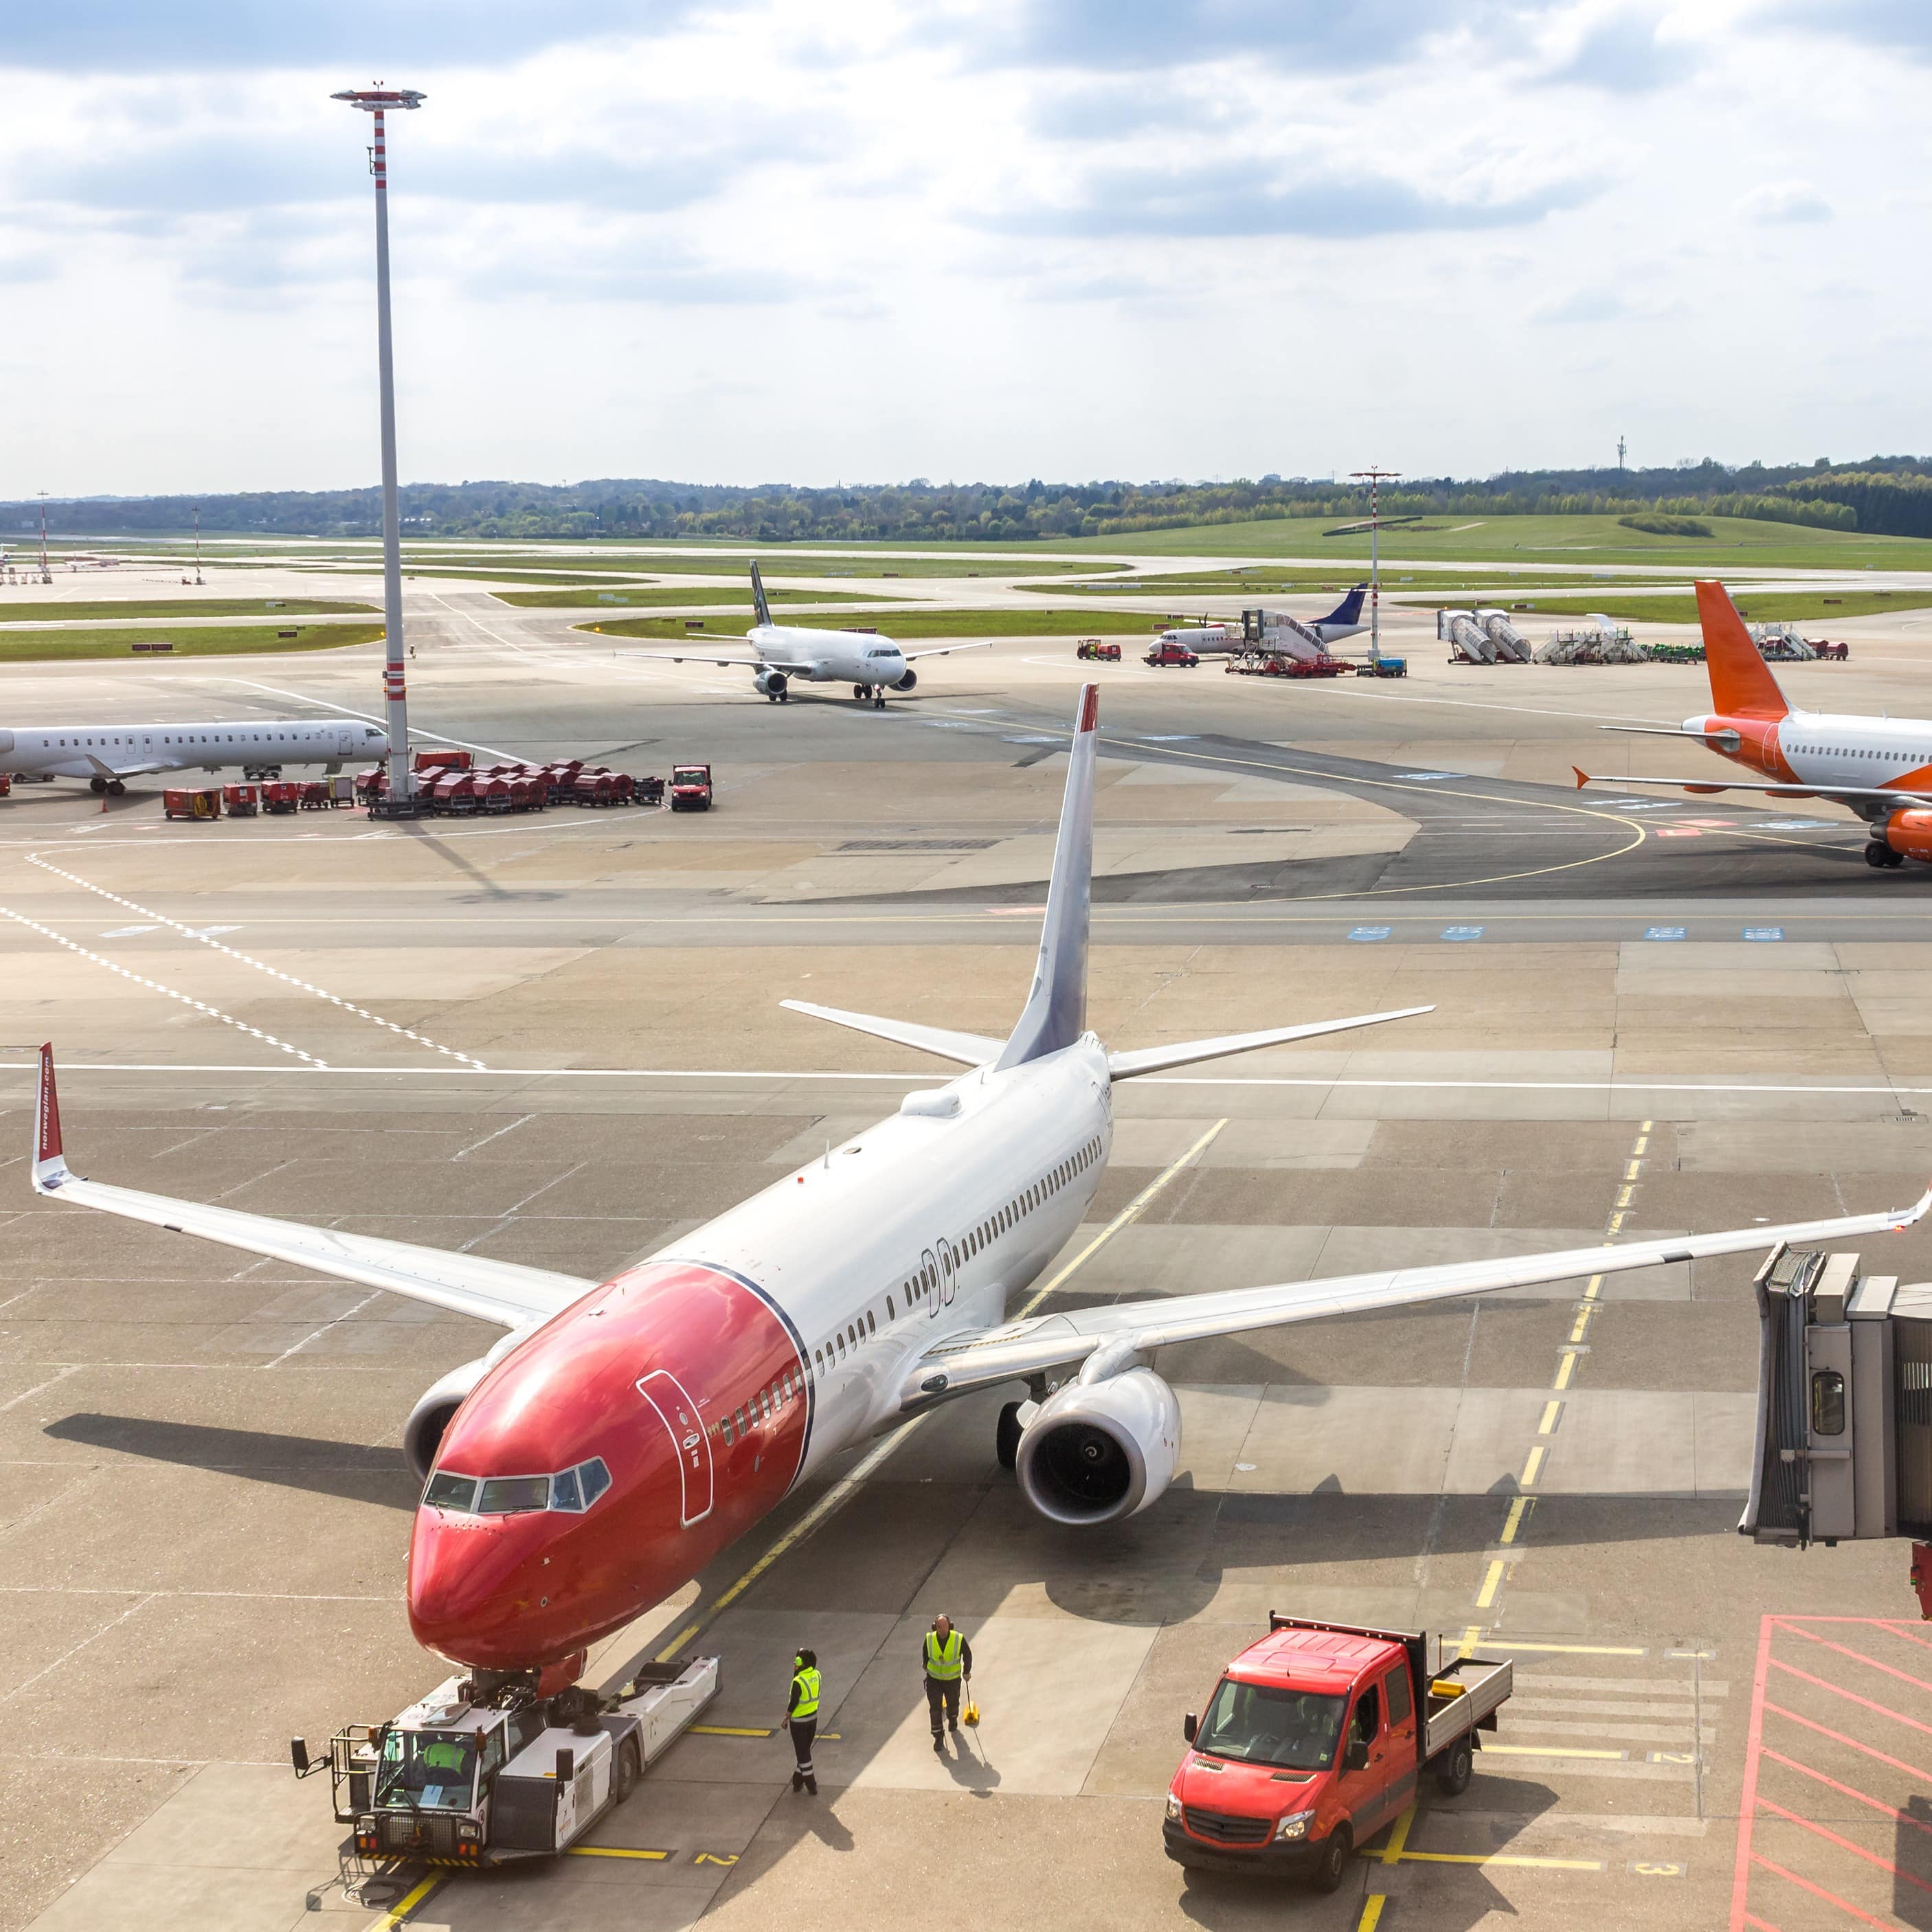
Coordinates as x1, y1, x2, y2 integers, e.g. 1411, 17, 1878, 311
1077, 684, 1099, 733
36, 1042, 62, 1167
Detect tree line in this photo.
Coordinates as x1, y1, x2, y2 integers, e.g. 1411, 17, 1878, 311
12, 457, 1932, 542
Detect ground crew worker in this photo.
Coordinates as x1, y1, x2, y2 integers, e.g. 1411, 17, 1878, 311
785, 1648, 820, 1794
921, 1614, 972, 1751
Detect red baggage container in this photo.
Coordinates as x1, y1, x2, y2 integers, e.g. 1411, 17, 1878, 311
164, 787, 223, 821
261, 782, 301, 815
222, 783, 260, 816
299, 781, 330, 810
414, 748, 471, 774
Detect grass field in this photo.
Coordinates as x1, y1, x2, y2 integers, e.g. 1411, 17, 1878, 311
0, 597, 375, 622
0, 623, 385, 664
1490, 589, 1932, 625
1033, 513, 1932, 572
581, 607, 1152, 643
491, 586, 911, 610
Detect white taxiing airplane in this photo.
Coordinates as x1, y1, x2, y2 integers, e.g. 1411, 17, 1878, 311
27, 684, 1932, 1678
635, 564, 987, 708
1, 717, 388, 795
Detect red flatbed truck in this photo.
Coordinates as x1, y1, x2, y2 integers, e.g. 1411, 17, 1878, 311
1164, 1615, 1512, 1890
670, 763, 712, 811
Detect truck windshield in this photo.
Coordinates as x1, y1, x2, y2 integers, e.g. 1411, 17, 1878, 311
375, 1730, 478, 1811
1196, 1679, 1346, 1771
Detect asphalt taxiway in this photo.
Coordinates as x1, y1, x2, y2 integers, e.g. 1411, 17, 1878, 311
5, 605, 1932, 1931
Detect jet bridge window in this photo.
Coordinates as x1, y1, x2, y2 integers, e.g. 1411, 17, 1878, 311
1812, 1369, 1846, 1436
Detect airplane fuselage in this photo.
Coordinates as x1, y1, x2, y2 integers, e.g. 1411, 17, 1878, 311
1, 718, 388, 784
409, 1038, 1114, 1668
750, 622, 909, 688
1691, 707, 1932, 819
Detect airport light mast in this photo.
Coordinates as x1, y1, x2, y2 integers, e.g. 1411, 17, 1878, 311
1349, 469, 1400, 669
333, 85, 425, 811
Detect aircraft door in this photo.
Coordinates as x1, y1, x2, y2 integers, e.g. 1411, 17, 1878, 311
636, 1371, 714, 1526
937, 1238, 957, 1307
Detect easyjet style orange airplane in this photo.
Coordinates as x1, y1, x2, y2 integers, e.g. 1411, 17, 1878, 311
1575, 579, 1932, 870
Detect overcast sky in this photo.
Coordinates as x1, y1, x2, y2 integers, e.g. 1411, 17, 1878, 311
2, 0, 1925, 495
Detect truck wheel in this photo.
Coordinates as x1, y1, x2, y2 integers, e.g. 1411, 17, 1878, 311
996, 1402, 1022, 1471
1310, 1825, 1352, 1894
1435, 1738, 1474, 1797
612, 1738, 640, 1805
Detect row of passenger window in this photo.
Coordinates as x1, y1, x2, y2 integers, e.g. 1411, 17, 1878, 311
715, 1364, 804, 1446
423, 1457, 611, 1516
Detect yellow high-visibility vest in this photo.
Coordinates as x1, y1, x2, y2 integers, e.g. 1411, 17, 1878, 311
791, 1667, 821, 1719
924, 1630, 965, 1681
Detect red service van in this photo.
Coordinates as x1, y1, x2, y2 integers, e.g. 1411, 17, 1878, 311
1164, 1616, 1512, 1890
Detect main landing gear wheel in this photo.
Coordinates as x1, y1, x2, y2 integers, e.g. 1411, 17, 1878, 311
89, 776, 107, 795
1866, 842, 1905, 869
996, 1402, 1023, 1471
108, 780, 126, 797
1311, 1826, 1352, 1894
855, 684, 868, 701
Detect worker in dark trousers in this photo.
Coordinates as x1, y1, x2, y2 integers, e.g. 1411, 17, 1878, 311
785, 1648, 820, 1794
921, 1614, 972, 1751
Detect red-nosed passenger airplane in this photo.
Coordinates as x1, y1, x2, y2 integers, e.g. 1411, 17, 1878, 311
30, 686, 1932, 1688
1575, 579, 1932, 868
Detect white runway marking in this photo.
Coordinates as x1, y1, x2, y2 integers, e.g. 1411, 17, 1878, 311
2, 1060, 1931, 1101
25, 853, 487, 1070
0, 907, 326, 1066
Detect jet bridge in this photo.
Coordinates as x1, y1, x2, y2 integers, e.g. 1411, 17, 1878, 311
1740, 1246, 1932, 1608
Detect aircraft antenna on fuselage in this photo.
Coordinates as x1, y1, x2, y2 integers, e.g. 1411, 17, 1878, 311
994, 684, 1098, 1070
749, 562, 772, 630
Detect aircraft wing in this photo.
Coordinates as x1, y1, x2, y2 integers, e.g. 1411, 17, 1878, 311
900, 1184, 1932, 1408
1575, 767, 1929, 806
85, 752, 176, 781
28, 1046, 591, 1331
621, 650, 815, 672
901, 641, 993, 661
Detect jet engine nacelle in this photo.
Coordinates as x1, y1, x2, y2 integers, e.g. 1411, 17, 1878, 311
1013, 1367, 1180, 1525
754, 669, 789, 698
403, 1357, 492, 1483
1884, 809, 1932, 863
893, 667, 917, 692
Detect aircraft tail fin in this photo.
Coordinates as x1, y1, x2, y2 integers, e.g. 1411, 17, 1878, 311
749, 561, 773, 629
994, 685, 1098, 1070
32, 1043, 71, 1191
1318, 585, 1367, 627
1697, 579, 1788, 720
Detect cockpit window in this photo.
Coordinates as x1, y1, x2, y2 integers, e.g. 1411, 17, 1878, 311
866, 647, 898, 658
425, 1457, 610, 1516
423, 1472, 478, 1512
478, 1475, 551, 1515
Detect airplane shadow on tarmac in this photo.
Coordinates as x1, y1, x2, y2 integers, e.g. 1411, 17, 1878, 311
43, 1413, 417, 1509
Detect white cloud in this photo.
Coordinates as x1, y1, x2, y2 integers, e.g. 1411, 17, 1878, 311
0, 0, 1925, 491
1736, 179, 1833, 223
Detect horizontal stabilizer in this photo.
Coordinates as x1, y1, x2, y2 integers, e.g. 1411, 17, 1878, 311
1106, 1004, 1435, 1080
780, 1000, 1002, 1068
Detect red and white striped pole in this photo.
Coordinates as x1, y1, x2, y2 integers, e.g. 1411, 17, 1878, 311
1351, 469, 1400, 670
334, 87, 425, 806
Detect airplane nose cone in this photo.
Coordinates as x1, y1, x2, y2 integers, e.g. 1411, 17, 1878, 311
407, 1511, 581, 1670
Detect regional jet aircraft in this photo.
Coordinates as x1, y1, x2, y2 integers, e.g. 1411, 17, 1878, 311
29, 685, 1931, 1683
631, 563, 987, 707
1575, 580, 1932, 870
1, 717, 387, 794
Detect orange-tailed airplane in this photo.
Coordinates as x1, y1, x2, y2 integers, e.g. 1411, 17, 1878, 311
1575, 579, 1932, 870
